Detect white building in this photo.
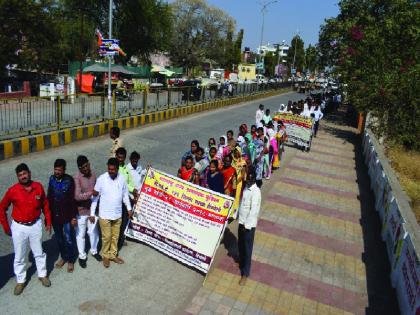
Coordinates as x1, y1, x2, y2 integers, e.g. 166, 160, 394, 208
257, 42, 289, 63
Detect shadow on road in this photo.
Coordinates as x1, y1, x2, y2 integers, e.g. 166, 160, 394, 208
0, 238, 60, 291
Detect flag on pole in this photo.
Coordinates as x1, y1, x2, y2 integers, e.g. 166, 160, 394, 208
95, 29, 103, 46
95, 29, 126, 57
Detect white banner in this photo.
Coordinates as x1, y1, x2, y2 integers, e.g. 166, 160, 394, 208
126, 168, 234, 273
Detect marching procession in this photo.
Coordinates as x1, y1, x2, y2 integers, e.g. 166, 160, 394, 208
0, 95, 324, 295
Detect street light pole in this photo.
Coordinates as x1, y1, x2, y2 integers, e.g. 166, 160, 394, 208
292, 29, 299, 73
291, 29, 299, 87
108, 0, 113, 118
258, 0, 278, 76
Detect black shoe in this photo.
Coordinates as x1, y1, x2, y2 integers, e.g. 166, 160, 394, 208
92, 253, 102, 262
78, 258, 87, 268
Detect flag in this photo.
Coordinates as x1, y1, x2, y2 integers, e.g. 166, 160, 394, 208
95, 29, 103, 46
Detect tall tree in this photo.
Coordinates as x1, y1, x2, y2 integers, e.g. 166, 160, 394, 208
113, 0, 172, 62
263, 52, 276, 77
233, 29, 244, 66
169, 0, 235, 74
0, 0, 62, 76
318, 0, 420, 149
286, 35, 305, 73
305, 44, 318, 73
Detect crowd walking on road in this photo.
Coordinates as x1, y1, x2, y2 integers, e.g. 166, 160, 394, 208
0, 95, 325, 294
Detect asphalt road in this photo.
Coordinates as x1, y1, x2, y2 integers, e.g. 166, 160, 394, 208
0, 91, 302, 314
0, 83, 263, 139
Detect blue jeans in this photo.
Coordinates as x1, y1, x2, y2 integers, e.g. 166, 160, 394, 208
238, 224, 256, 277
53, 222, 75, 262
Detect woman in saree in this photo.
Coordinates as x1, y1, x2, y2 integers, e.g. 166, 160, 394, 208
253, 127, 265, 188
250, 125, 257, 140
181, 140, 199, 166
231, 146, 247, 219
221, 154, 237, 198
243, 133, 255, 162
206, 160, 225, 194
205, 137, 217, 156
208, 146, 223, 170
217, 135, 230, 159
177, 155, 199, 185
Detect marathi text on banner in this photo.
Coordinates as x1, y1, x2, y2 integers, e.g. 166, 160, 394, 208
125, 167, 234, 273
273, 113, 313, 148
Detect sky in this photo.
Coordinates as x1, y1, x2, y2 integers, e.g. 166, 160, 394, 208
169, 0, 340, 50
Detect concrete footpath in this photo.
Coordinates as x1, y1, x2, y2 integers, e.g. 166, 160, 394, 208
183, 110, 399, 315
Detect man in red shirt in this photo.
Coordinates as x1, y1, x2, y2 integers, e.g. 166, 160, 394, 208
0, 163, 52, 295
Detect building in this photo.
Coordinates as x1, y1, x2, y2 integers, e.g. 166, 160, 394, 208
238, 64, 256, 81
256, 42, 289, 63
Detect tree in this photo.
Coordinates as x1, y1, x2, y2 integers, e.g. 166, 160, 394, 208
263, 52, 276, 77
318, 0, 420, 150
169, 0, 235, 74
0, 0, 62, 77
113, 0, 172, 62
286, 35, 305, 73
305, 44, 318, 74
233, 29, 244, 65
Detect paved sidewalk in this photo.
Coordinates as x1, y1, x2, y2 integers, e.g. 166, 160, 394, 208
183, 112, 399, 314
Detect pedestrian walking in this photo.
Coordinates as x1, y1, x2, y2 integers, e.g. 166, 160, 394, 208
255, 104, 264, 128
312, 104, 324, 137
73, 155, 101, 268
237, 167, 261, 286
109, 126, 124, 158
90, 158, 132, 268
226, 130, 237, 152
194, 147, 209, 187
48, 159, 77, 273
0, 163, 52, 295
178, 156, 199, 184
206, 160, 225, 194
221, 155, 237, 198
181, 140, 200, 166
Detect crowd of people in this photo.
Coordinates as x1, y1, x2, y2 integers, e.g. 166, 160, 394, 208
0, 96, 325, 294
0, 126, 147, 295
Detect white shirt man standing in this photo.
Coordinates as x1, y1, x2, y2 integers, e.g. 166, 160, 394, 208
255, 104, 264, 128
127, 151, 147, 194
90, 158, 132, 268
237, 167, 261, 286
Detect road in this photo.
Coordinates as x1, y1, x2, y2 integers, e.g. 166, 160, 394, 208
0, 83, 270, 139
0, 91, 301, 314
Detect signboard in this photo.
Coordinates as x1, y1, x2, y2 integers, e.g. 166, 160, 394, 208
291, 68, 296, 74
126, 168, 234, 273
395, 234, 420, 315
99, 39, 122, 56
273, 113, 313, 149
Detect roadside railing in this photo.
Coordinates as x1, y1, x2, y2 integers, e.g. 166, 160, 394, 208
0, 82, 289, 140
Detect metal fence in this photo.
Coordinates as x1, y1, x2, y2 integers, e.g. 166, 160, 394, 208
0, 82, 289, 140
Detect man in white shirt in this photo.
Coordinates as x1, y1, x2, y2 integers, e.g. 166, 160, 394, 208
128, 151, 147, 193
312, 104, 324, 137
237, 167, 261, 286
255, 104, 264, 128
89, 158, 132, 268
